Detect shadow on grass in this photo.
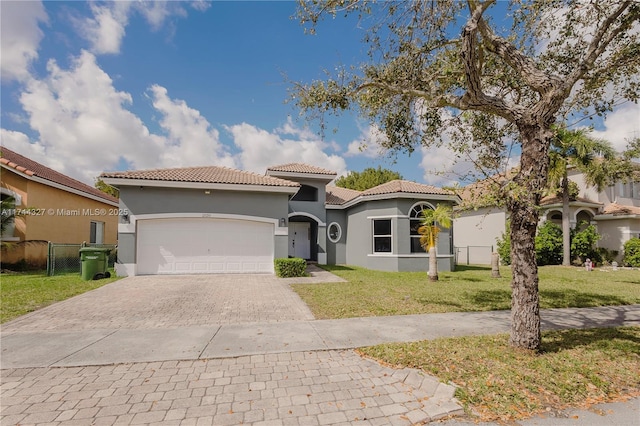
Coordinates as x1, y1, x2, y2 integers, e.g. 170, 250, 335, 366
541, 327, 640, 354
319, 264, 355, 271
465, 289, 512, 309
455, 265, 492, 272
540, 290, 632, 308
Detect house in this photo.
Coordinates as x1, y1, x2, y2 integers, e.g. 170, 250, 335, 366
1, 146, 119, 268
100, 163, 460, 276
453, 166, 640, 264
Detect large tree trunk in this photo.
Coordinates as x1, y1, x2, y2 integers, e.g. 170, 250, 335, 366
561, 176, 571, 266
507, 123, 551, 351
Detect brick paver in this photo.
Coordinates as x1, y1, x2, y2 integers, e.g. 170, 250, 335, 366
1, 350, 461, 426
2, 274, 316, 332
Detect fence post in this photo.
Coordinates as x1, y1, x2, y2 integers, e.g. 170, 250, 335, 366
46, 242, 52, 276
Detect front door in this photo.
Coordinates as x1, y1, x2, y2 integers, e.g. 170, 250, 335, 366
288, 222, 311, 259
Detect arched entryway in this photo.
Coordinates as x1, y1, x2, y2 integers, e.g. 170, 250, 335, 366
288, 213, 323, 262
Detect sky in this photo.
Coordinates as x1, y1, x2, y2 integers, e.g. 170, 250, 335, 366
1, 1, 638, 188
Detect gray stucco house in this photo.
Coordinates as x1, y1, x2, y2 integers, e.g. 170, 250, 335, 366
101, 163, 460, 276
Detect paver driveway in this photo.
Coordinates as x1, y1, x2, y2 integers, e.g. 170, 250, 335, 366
2, 274, 315, 333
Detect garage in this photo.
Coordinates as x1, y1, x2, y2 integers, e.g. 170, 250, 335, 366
137, 218, 274, 275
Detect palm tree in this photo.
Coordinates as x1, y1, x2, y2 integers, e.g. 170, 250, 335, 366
548, 127, 617, 266
418, 204, 453, 281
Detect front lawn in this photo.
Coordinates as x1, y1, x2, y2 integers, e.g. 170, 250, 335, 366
1, 270, 120, 323
359, 327, 640, 423
292, 265, 639, 319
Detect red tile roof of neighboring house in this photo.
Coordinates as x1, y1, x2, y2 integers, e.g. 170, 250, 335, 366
540, 195, 602, 206
361, 180, 454, 197
326, 185, 362, 205
601, 203, 640, 216
101, 166, 300, 187
267, 163, 337, 176
1, 146, 118, 204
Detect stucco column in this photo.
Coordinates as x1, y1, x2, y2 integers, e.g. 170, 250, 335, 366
317, 224, 327, 264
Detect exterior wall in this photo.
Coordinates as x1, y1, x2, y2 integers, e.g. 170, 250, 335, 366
1, 170, 117, 266
453, 207, 507, 265
286, 178, 329, 264
343, 198, 455, 272
326, 210, 348, 265
287, 178, 328, 224
116, 186, 290, 274
596, 218, 640, 261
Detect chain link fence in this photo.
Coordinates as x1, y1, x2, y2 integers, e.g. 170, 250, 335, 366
47, 242, 116, 276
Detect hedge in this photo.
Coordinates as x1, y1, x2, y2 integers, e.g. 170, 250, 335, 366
274, 257, 307, 277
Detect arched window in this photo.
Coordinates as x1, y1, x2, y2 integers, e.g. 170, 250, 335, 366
409, 202, 434, 253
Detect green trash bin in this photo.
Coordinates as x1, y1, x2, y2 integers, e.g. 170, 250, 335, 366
79, 247, 112, 280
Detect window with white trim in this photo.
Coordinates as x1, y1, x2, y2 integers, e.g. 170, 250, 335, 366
373, 219, 392, 253
1, 192, 16, 240
409, 203, 433, 253
327, 222, 342, 243
90, 221, 105, 244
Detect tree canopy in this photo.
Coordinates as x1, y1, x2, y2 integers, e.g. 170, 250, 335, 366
335, 166, 402, 191
95, 178, 119, 198
293, 0, 640, 351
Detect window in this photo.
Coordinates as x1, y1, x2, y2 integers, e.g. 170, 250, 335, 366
90, 221, 105, 244
292, 184, 318, 202
327, 222, 342, 243
373, 219, 392, 253
409, 203, 433, 253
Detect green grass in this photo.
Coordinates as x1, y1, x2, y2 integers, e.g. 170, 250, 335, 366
359, 327, 640, 422
1, 270, 120, 323
291, 265, 640, 319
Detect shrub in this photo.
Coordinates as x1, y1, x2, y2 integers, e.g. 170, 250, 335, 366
535, 221, 563, 266
597, 247, 618, 265
623, 238, 640, 267
496, 231, 511, 265
274, 258, 307, 278
570, 223, 602, 265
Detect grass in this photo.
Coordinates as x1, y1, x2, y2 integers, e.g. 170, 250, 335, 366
291, 265, 640, 319
359, 327, 640, 422
0, 270, 120, 323
299, 264, 640, 421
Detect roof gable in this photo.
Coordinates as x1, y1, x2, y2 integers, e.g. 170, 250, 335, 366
1, 146, 118, 204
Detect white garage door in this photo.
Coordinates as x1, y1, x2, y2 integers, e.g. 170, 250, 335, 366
137, 218, 274, 274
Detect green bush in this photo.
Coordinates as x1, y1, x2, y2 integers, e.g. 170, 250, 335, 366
274, 258, 307, 277
570, 223, 602, 265
535, 221, 563, 266
496, 231, 511, 265
622, 238, 640, 267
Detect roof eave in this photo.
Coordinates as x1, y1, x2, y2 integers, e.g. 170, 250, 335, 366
2, 164, 119, 206
331, 192, 460, 210
266, 170, 336, 182
101, 177, 299, 194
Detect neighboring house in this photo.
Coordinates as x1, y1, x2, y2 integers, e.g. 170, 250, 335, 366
101, 163, 460, 276
454, 166, 640, 264
1, 146, 119, 267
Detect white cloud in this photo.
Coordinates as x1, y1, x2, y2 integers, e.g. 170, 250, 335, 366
79, 1, 210, 55
227, 122, 347, 176
148, 85, 236, 169
589, 102, 640, 152
81, 2, 132, 55
346, 124, 388, 158
0, 1, 48, 82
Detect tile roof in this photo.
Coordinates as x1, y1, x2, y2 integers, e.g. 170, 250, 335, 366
101, 166, 300, 187
267, 163, 337, 176
601, 203, 640, 216
325, 185, 362, 205
540, 195, 602, 206
361, 180, 454, 197
1, 146, 119, 204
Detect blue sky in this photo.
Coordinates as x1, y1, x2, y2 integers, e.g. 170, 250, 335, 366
1, 1, 638, 187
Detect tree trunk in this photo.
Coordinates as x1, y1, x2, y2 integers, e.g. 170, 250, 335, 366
507, 123, 550, 351
428, 246, 438, 281
561, 175, 571, 266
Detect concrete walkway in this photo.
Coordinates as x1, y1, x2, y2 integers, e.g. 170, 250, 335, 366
1, 267, 639, 425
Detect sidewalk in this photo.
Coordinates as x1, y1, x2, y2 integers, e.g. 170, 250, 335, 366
2, 305, 638, 369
